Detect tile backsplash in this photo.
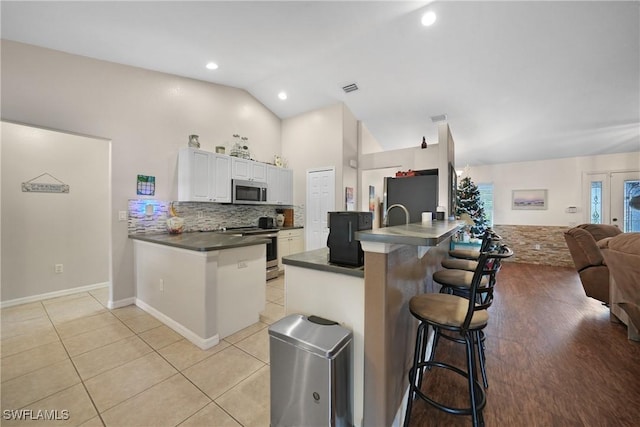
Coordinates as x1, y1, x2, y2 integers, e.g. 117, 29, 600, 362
128, 199, 304, 234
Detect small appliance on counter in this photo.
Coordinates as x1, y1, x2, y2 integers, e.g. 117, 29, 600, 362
283, 208, 294, 227
327, 211, 373, 267
259, 216, 275, 229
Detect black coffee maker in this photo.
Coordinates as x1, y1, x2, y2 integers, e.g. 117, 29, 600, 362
327, 211, 373, 267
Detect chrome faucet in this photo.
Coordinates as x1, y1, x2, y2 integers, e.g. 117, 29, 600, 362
383, 203, 410, 226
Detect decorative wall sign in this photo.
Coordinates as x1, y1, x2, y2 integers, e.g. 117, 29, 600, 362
512, 189, 547, 210
369, 185, 375, 220
137, 175, 155, 196
22, 173, 69, 193
345, 187, 355, 211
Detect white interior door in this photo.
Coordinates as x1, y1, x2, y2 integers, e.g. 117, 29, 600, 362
306, 168, 335, 251
611, 171, 640, 232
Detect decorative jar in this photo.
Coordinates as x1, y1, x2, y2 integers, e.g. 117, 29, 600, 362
188, 135, 200, 148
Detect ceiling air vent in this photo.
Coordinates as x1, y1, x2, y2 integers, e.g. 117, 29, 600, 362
342, 83, 359, 93
430, 114, 448, 123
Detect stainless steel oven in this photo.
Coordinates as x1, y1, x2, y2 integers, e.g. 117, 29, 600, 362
258, 231, 279, 280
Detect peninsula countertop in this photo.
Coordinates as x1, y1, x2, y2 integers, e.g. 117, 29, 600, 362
129, 232, 269, 252
282, 247, 365, 278
355, 220, 464, 247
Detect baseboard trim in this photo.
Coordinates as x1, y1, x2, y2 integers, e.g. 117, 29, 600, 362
1, 282, 109, 308
135, 298, 220, 350
108, 297, 136, 310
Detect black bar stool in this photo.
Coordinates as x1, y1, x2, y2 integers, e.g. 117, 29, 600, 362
403, 249, 510, 427
432, 245, 513, 388
446, 229, 501, 264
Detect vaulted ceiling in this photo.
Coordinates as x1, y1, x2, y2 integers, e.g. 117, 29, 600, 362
2, 1, 638, 166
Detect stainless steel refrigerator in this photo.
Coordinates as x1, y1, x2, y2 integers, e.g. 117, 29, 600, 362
384, 174, 439, 226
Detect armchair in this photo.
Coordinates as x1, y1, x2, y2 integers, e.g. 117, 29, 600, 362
564, 224, 622, 304
600, 233, 640, 341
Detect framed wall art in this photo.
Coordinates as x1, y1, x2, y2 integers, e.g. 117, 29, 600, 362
512, 189, 547, 210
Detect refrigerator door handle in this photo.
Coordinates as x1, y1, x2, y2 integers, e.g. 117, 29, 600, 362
348, 221, 352, 243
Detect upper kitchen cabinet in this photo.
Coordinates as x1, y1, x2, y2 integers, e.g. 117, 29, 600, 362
280, 168, 293, 205
231, 157, 267, 182
267, 165, 293, 205
178, 148, 231, 202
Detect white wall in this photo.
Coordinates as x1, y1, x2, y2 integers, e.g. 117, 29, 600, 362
360, 121, 384, 155
343, 107, 358, 209
1, 122, 110, 301
1, 40, 281, 304
360, 167, 396, 228
282, 103, 344, 208
439, 123, 456, 215
358, 123, 455, 219
469, 151, 640, 226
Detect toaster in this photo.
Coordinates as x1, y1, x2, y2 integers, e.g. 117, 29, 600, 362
258, 217, 275, 229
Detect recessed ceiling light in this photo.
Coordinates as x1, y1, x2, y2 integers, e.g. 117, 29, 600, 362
421, 11, 436, 26
278, 91, 287, 100
205, 62, 218, 70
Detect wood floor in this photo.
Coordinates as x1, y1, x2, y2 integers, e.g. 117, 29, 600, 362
407, 262, 640, 426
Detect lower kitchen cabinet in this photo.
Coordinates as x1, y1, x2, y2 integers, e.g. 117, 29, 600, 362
278, 228, 304, 270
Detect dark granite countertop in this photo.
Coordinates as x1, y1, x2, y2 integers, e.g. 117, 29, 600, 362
355, 220, 464, 247
129, 232, 269, 252
282, 247, 364, 278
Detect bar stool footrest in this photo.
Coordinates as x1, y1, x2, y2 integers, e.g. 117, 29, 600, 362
408, 360, 486, 416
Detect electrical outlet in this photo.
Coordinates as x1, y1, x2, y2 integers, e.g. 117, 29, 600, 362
118, 211, 127, 221
238, 261, 248, 269
55, 264, 64, 273
159, 279, 164, 292
197, 212, 204, 219
533, 244, 541, 250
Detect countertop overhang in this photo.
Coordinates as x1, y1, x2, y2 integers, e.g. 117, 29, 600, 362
282, 247, 365, 278
355, 220, 464, 247
129, 232, 269, 252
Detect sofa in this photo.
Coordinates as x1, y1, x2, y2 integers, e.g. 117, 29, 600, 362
600, 233, 640, 341
564, 224, 623, 304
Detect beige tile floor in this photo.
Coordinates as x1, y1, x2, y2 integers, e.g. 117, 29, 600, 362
0, 276, 286, 427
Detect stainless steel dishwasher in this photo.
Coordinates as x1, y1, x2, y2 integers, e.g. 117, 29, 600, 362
269, 314, 353, 427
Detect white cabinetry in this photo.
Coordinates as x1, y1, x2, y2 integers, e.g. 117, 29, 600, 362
267, 165, 293, 205
279, 168, 293, 205
231, 157, 267, 182
179, 147, 289, 204
278, 228, 305, 270
178, 148, 231, 202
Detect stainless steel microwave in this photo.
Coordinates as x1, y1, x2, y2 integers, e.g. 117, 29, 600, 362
232, 179, 268, 204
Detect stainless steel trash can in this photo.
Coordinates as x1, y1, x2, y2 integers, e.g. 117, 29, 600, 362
269, 314, 353, 427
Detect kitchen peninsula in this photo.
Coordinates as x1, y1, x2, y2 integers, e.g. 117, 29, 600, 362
282, 220, 463, 427
130, 232, 269, 349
